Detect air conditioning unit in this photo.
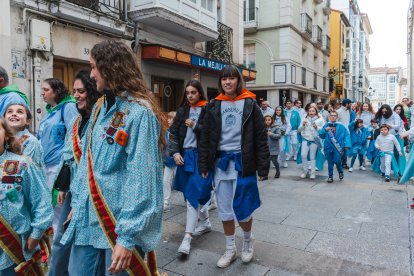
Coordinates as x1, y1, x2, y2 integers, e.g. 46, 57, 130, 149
30, 19, 51, 51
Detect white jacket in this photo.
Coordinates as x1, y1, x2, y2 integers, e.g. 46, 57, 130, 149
298, 115, 325, 141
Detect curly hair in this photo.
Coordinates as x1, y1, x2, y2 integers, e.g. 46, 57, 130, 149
43, 78, 70, 104
180, 79, 208, 107
74, 70, 101, 114
0, 118, 21, 154
393, 104, 407, 122
90, 39, 165, 150
358, 102, 374, 115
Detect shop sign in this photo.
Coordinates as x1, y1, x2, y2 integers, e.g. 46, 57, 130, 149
191, 56, 227, 71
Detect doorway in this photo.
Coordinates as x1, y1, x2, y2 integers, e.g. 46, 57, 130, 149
53, 59, 90, 91
152, 78, 184, 112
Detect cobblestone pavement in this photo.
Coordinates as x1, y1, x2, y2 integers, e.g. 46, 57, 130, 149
157, 161, 414, 276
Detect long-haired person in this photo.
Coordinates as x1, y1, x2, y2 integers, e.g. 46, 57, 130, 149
297, 106, 325, 179
38, 78, 78, 235
169, 79, 213, 255
199, 65, 269, 268
60, 40, 163, 275
348, 119, 370, 171
0, 118, 53, 275
48, 70, 101, 276
357, 102, 375, 130
274, 106, 289, 175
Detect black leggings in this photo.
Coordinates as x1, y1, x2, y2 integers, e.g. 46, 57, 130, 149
270, 155, 279, 171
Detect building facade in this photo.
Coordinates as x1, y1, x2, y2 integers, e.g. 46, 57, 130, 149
331, 0, 372, 103
243, 0, 331, 108
408, 0, 414, 99
2, 0, 254, 129
368, 67, 401, 111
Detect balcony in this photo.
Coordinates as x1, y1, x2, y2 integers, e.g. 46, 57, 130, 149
129, 0, 218, 42
206, 22, 233, 64
244, 7, 258, 33
66, 0, 125, 20
301, 13, 312, 38
323, 35, 331, 54
312, 25, 322, 46
323, 0, 331, 15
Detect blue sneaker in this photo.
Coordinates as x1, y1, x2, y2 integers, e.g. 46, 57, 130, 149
381, 172, 385, 177
385, 175, 390, 182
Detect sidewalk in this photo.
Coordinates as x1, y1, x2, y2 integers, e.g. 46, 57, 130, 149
157, 161, 414, 276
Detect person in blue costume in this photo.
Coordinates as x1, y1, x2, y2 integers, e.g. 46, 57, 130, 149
319, 110, 351, 183
399, 122, 414, 183
37, 78, 78, 236
0, 118, 53, 275
374, 104, 406, 178
60, 40, 164, 275
296, 106, 325, 179
163, 111, 177, 212
283, 99, 301, 166
169, 79, 213, 256
347, 119, 370, 172
4, 104, 44, 167
198, 65, 269, 268
0, 66, 30, 116
48, 70, 100, 276
372, 124, 402, 182
366, 119, 380, 162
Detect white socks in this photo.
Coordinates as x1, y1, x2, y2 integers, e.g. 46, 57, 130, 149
225, 235, 236, 249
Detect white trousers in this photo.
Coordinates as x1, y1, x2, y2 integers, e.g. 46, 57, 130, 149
380, 154, 392, 176
185, 200, 209, 233
46, 164, 61, 240
301, 141, 318, 173
286, 130, 298, 160
163, 166, 176, 205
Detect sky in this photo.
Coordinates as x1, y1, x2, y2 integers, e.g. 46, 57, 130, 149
357, 0, 409, 68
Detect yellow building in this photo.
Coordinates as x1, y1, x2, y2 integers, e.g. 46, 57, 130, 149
329, 9, 350, 104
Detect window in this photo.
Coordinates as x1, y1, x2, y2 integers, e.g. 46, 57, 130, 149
243, 44, 256, 70
201, 0, 213, 12
323, 76, 326, 92
389, 92, 395, 100
243, 0, 256, 22
313, 73, 317, 89
389, 75, 396, 83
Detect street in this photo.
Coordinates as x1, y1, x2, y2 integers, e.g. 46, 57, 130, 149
158, 161, 414, 276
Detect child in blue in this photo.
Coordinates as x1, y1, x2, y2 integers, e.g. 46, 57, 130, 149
169, 80, 212, 256
4, 104, 44, 167
319, 111, 351, 183
0, 118, 53, 275
348, 119, 370, 172
199, 65, 269, 268
163, 111, 177, 211
0, 66, 30, 116
367, 119, 380, 162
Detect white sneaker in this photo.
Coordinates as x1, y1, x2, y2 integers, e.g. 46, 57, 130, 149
178, 236, 192, 255
310, 173, 316, 179
283, 162, 288, 168
360, 166, 366, 171
217, 248, 237, 268
163, 203, 171, 212
193, 220, 212, 236
300, 173, 306, 178
348, 167, 353, 172
315, 167, 319, 171
241, 237, 255, 263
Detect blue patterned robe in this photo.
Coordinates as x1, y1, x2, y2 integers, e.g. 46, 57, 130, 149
16, 129, 44, 167
61, 95, 163, 252
0, 151, 53, 270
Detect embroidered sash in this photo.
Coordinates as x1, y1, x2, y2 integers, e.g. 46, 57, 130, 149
71, 116, 82, 164
0, 214, 44, 275
86, 97, 159, 276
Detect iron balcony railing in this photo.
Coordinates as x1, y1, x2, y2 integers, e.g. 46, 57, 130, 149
301, 13, 312, 37
206, 22, 233, 64
65, 0, 127, 21
323, 35, 331, 52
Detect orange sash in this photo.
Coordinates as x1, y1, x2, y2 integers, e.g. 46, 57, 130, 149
0, 214, 44, 275
71, 116, 82, 164
86, 97, 159, 276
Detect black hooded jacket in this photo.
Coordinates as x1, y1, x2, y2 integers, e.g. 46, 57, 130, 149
198, 98, 270, 177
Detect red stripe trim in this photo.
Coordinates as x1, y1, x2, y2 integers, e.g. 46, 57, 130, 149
72, 116, 82, 163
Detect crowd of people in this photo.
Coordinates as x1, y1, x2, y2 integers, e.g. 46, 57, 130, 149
259, 96, 414, 184
2, 38, 414, 276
